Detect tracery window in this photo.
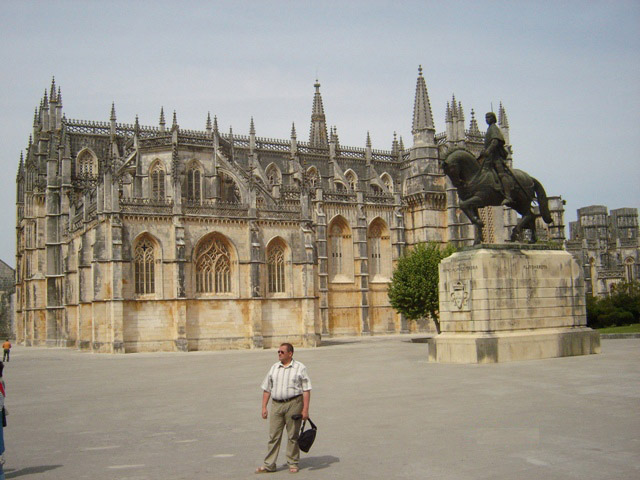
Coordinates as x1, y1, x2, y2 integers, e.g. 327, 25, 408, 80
134, 238, 155, 294
195, 236, 231, 294
328, 217, 353, 281
77, 150, 97, 177
345, 170, 357, 191
626, 258, 635, 282
187, 167, 202, 203
381, 173, 393, 193
266, 165, 281, 187
368, 219, 391, 281
368, 223, 382, 278
151, 163, 166, 200
306, 167, 319, 189
267, 243, 285, 293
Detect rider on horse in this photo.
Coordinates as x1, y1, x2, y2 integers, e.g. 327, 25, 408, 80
478, 112, 515, 206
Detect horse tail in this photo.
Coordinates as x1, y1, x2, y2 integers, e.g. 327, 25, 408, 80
533, 177, 553, 224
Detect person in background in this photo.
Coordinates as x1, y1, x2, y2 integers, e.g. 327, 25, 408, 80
2, 341, 10, 363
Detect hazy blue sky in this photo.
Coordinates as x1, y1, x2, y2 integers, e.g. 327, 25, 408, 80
1, 0, 639, 266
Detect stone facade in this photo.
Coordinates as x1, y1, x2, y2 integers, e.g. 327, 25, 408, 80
14, 69, 565, 353
566, 205, 639, 296
0, 260, 15, 339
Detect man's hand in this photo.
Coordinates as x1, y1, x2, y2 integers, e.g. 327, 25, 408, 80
301, 408, 309, 421
261, 406, 268, 419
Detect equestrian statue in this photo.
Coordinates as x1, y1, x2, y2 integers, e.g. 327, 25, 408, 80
442, 112, 553, 245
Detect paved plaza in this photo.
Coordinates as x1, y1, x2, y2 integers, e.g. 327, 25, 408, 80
2, 337, 639, 479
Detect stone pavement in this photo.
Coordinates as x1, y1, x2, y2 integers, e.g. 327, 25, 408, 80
2, 337, 639, 479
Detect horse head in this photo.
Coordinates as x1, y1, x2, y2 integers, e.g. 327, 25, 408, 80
442, 148, 479, 189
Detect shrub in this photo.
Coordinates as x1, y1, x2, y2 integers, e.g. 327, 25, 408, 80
586, 281, 640, 329
388, 242, 457, 334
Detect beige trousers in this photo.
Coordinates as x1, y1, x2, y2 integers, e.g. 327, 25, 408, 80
263, 395, 303, 470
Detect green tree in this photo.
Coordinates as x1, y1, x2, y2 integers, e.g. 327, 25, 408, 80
388, 242, 457, 334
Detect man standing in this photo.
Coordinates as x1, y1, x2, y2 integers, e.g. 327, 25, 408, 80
256, 343, 311, 474
479, 112, 515, 206
1, 341, 10, 363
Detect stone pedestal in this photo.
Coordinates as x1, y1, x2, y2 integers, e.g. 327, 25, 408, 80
430, 244, 600, 363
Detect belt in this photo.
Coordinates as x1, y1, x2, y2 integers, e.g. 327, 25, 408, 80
272, 394, 302, 403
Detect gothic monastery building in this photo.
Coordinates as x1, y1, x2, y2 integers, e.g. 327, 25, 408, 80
15, 68, 565, 353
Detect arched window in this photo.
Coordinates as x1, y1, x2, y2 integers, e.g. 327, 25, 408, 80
368, 219, 392, 281
381, 173, 393, 193
267, 241, 286, 293
266, 164, 281, 187
150, 162, 165, 200
195, 236, 232, 294
134, 237, 155, 294
626, 258, 635, 282
345, 170, 357, 191
77, 149, 98, 177
187, 166, 202, 203
328, 217, 353, 282
335, 182, 347, 192
371, 185, 383, 195
306, 167, 319, 189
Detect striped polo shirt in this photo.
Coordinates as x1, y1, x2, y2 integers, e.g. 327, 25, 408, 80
261, 359, 312, 401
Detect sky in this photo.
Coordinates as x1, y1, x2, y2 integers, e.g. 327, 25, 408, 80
1, 0, 639, 266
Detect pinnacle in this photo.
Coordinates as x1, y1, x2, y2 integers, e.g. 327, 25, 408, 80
366, 131, 372, 148
172, 110, 178, 129
110, 102, 116, 121
412, 66, 435, 134
206, 112, 212, 130
250, 117, 255, 135
159, 107, 166, 126
50, 77, 57, 102
291, 122, 297, 137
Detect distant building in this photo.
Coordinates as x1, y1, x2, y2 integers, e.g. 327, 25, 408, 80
566, 206, 639, 296
0, 260, 15, 339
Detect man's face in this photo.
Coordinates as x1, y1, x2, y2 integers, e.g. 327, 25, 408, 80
278, 346, 293, 363
485, 113, 496, 125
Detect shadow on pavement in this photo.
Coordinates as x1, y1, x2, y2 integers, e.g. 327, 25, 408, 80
5, 465, 63, 478
302, 455, 340, 471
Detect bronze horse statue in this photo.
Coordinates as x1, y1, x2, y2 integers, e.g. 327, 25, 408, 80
442, 148, 553, 245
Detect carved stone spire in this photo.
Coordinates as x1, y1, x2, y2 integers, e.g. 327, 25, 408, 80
159, 107, 166, 132
171, 110, 178, 131
309, 79, 328, 148
391, 132, 399, 156
411, 65, 435, 145
50, 77, 57, 103
249, 117, 256, 153
290, 122, 297, 155
469, 109, 480, 134
206, 112, 212, 136
110, 102, 117, 136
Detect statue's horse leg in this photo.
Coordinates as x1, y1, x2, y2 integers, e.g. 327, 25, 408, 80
511, 203, 537, 243
459, 196, 485, 245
